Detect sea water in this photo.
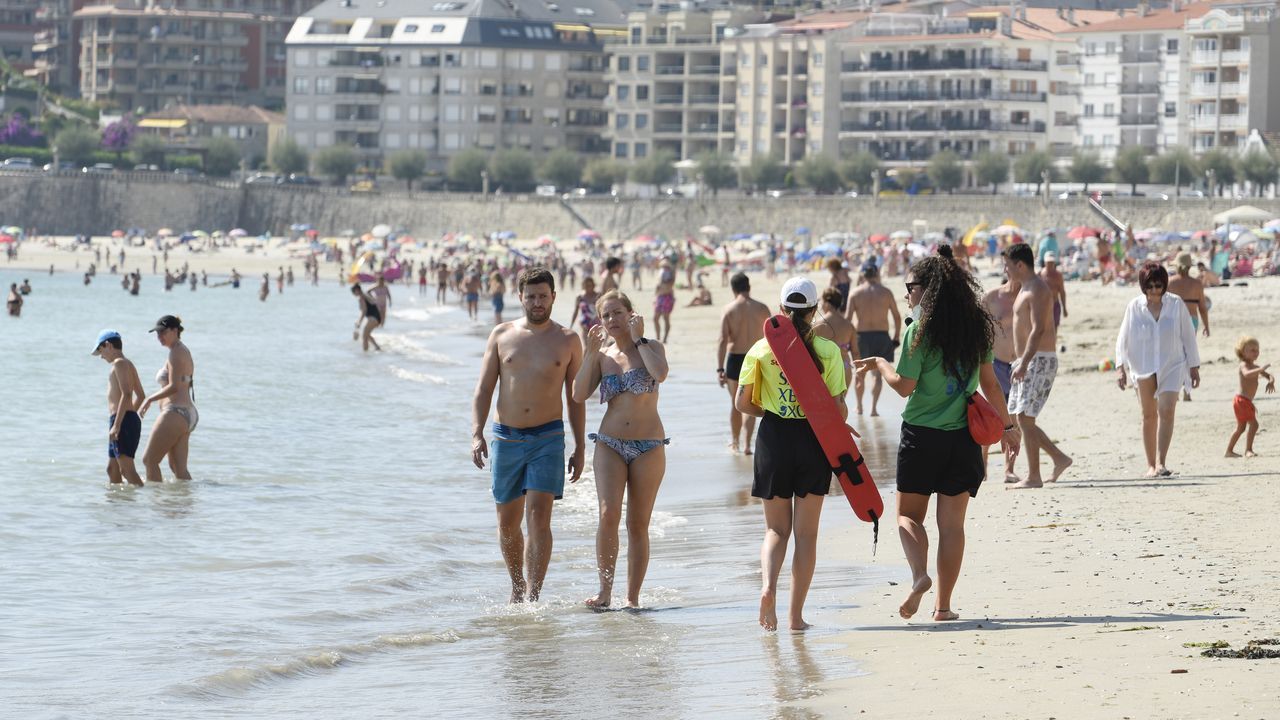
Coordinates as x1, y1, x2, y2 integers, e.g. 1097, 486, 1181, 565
0, 269, 902, 719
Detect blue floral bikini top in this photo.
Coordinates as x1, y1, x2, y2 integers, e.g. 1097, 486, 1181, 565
599, 366, 658, 404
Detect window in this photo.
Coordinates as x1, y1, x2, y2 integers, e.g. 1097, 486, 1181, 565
634, 142, 647, 158
1084, 73, 1095, 86
292, 76, 308, 94
637, 55, 649, 71
740, 54, 749, 67
812, 111, 821, 124
615, 142, 628, 158
431, 24, 445, 32
1165, 102, 1176, 117
1167, 38, 1178, 52
315, 76, 332, 94
738, 141, 748, 152
739, 83, 749, 97
618, 56, 630, 72
404, 24, 418, 33
759, 54, 767, 67
617, 85, 630, 101
812, 82, 822, 96
636, 85, 648, 101
738, 111, 748, 125
1085, 42, 1096, 57
1104, 41, 1116, 55
1103, 103, 1114, 117
757, 84, 767, 97
635, 114, 648, 129
432, 2, 462, 10
1084, 104, 1094, 117
813, 52, 823, 67
616, 113, 629, 129
1102, 135, 1114, 147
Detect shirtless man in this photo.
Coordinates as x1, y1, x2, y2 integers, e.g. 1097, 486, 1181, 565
93, 330, 145, 485
716, 272, 771, 454
983, 275, 1021, 483
6, 282, 21, 316
1039, 253, 1068, 329
1168, 252, 1209, 401
463, 270, 482, 321
600, 256, 623, 294
653, 259, 676, 343
1003, 243, 1072, 489
472, 267, 585, 603
846, 262, 901, 415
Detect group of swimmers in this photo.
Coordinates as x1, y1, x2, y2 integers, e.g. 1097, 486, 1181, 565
93, 315, 198, 486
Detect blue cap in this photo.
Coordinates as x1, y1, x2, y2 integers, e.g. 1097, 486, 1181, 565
92, 329, 121, 355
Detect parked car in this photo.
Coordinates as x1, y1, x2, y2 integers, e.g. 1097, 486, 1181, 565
350, 179, 379, 193
42, 161, 77, 172
133, 163, 160, 171
277, 174, 321, 186
172, 167, 203, 178
2, 157, 36, 170
82, 163, 115, 174
245, 172, 279, 185
535, 184, 558, 197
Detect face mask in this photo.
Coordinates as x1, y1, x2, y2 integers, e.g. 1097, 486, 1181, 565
906, 303, 923, 326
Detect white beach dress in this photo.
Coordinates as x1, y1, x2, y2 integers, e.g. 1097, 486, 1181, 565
1114, 293, 1200, 395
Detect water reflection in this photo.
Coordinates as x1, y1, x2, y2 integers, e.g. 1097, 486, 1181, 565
150, 480, 195, 519
764, 633, 826, 720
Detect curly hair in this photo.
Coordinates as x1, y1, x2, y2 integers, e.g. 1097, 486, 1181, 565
909, 256, 994, 381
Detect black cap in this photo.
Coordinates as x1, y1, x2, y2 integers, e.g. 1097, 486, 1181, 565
149, 315, 183, 333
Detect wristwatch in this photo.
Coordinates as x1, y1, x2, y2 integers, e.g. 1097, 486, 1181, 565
638, 337, 649, 345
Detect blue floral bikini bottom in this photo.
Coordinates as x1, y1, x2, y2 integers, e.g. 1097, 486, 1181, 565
589, 432, 670, 465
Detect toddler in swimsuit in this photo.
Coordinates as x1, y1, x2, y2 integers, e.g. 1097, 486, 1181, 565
1226, 335, 1274, 458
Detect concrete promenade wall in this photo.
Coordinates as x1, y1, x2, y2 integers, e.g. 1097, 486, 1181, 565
2, 173, 1277, 240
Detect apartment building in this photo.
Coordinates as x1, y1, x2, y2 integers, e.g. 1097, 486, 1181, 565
1184, 0, 1280, 152
139, 103, 285, 164
68, 0, 306, 111
285, 0, 625, 170
603, 8, 763, 163
1060, 2, 1213, 162
0, 0, 46, 77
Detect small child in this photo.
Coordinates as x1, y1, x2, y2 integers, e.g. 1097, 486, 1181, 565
1226, 336, 1275, 458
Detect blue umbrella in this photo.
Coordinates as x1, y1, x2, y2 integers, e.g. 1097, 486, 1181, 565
290, 223, 312, 232
730, 233, 752, 240
796, 227, 811, 235
810, 242, 842, 255
497, 230, 517, 240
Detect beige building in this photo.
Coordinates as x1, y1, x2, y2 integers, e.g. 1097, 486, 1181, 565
285, 0, 625, 170
1185, 0, 1280, 153
139, 103, 285, 165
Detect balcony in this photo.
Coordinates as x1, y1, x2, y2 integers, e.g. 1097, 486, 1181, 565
1120, 49, 1160, 63
654, 123, 683, 133
841, 89, 989, 103
329, 52, 386, 67
1191, 81, 1242, 97
641, 35, 716, 45
689, 123, 719, 134
655, 64, 686, 75
688, 94, 719, 105
690, 64, 721, 75
566, 89, 608, 100
1190, 114, 1243, 131
841, 57, 1048, 73
1120, 81, 1159, 95
1192, 49, 1250, 66
654, 94, 684, 104
1118, 113, 1158, 125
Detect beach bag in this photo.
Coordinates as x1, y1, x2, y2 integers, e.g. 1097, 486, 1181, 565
966, 392, 1004, 446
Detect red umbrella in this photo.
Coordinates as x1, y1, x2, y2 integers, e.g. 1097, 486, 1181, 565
869, 234, 890, 244
305, 229, 319, 238
1068, 226, 1102, 240
1192, 230, 1212, 239
0, 234, 14, 244
111, 229, 125, 238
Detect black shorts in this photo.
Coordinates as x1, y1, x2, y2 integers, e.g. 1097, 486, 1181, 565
753, 412, 832, 500
109, 411, 142, 459
896, 422, 984, 497
725, 353, 746, 383
857, 331, 895, 362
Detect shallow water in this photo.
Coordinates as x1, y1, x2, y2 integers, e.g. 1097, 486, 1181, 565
0, 269, 902, 718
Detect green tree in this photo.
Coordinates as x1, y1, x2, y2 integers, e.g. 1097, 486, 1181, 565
840, 152, 879, 194
447, 148, 489, 192
1014, 150, 1056, 195
1237, 150, 1279, 197
1110, 145, 1149, 195
53, 126, 100, 165
1197, 148, 1237, 196
740, 153, 787, 192
203, 137, 241, 177
629, 150, 676, 192
1068, 151, 1107, 192
129, 134, 166, 168
388, 149, 428, 192
796, 154, 842, 194
974, 151, 1010, 195
314, 144, 358, 185
927, 150, 964, 194
270, 137, 308, 175
538, 149, 581, 190
489, 149, 536, 192
582, 157, 625, 192
696, 151, 736, 196
1148, 146, 1196, 194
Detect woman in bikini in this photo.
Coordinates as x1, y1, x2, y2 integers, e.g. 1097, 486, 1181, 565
568, 276, 601, 346
814, 287, 858, 387
572, 290, 669, 609
351, 283, 383, 352
139, 315, 197, 483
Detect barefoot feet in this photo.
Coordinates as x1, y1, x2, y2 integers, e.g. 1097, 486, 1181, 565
789, 617, 812, 632
1048, 455, 1073, 483
934, 610, 960, 621
1144, 466, 1160, 478
759, 590, 778, 631
1007, 477, 1044, 489
584, 593, 611, 609
510, 581, 527, 604
899, 576, 933, 619
1225, 450, 1241, 458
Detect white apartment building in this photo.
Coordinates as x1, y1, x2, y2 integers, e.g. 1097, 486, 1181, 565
1185, 0, 1280, 152
285, 0, 625, 170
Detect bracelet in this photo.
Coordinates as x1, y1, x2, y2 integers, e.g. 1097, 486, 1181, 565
1004, 424, 1015, 431
717, 367, 725, 373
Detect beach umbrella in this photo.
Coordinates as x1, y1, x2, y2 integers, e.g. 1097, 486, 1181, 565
156, 228, 174, 237
228, 228, 248, 237
1154, 231, 1188, 244
211, 230, 225, 238
290, 223, 312, 232
577, 229, 600, 240
178, 233, 197, 242
635, 234, 656, 244
110, 229, 125, 238
1192, 230, 1213, 239
397, 236, 418, 245
537, 235, 558, 245
2, 225, 21, 235
906, 242, 929, 258
868, 234, 890, 244
0, 234, 14, 244
810, 242, 842, 256
700, 225, 722, 235
1265, 219, 1280, 231
729, 233, 752, 241
370, 224, 392, 239
1133, 229, 1155, 241
193, 230, 210, 238
1214, 223, 1248, 237
497, 230, 517, 240
796, 227, 811, 236
992, 224, 1021, 235
922, 231, 946, 242
1067, 226, 1102, 240
1212, 205, 1275, 224
890, 230, 913, 240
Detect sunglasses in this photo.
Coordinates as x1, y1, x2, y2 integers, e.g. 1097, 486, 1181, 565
905, 282, 924, 293
1143, 283, 1166, 291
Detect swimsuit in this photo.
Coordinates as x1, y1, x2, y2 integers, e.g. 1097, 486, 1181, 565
857, 330, 895, 362
839, 342, 853, 372
1233, 394, 1257, 424
491, 293, 504, 312
654, 293, 675, 315
363, 298, 382, 323
592, 367, 669, 462
490, 419, 566, 504
725, 352, 746, 382
108, 411, 142, 459
1052, 300, 1061, 328
834, 281, 850, 312
156, 367, 199, 431
465, 291, 479, 303
993, 358, 1013, 398
1006, 352, 1058, 418
578, 298, 599, 328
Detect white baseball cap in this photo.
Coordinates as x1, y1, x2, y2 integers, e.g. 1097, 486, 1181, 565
780, 277, 819, 308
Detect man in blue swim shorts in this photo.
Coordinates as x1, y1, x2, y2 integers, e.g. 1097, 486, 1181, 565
472, 268, 585, 603
983, 275, 1021, 483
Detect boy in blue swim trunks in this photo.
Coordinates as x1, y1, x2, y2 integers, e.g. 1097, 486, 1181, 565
93, 330, 146, 485
472, 268, 586, 603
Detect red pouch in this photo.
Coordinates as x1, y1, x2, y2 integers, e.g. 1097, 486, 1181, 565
966, 392, 1004, 445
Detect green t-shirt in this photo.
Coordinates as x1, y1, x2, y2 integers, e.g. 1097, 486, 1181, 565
896, 322, 992, 431
739, 335, 847, 419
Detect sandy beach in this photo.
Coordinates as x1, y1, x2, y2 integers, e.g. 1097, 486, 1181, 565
6, 235, 1279, 717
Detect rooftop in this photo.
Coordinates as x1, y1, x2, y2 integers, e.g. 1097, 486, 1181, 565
146, 104, 285, 125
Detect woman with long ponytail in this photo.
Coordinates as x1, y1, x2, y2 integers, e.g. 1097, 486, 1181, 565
735, 277, 848, 631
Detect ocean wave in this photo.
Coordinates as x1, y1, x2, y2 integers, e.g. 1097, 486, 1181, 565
377, 336, 463, 366
390, 366, 448, 385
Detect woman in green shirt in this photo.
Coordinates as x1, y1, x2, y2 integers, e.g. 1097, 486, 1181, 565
736, 277, 848, 631
855, 256, 1020, 622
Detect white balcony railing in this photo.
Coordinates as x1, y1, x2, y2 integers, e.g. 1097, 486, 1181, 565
1190, 114, 1243, 130
1190, 81, 1242, 96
